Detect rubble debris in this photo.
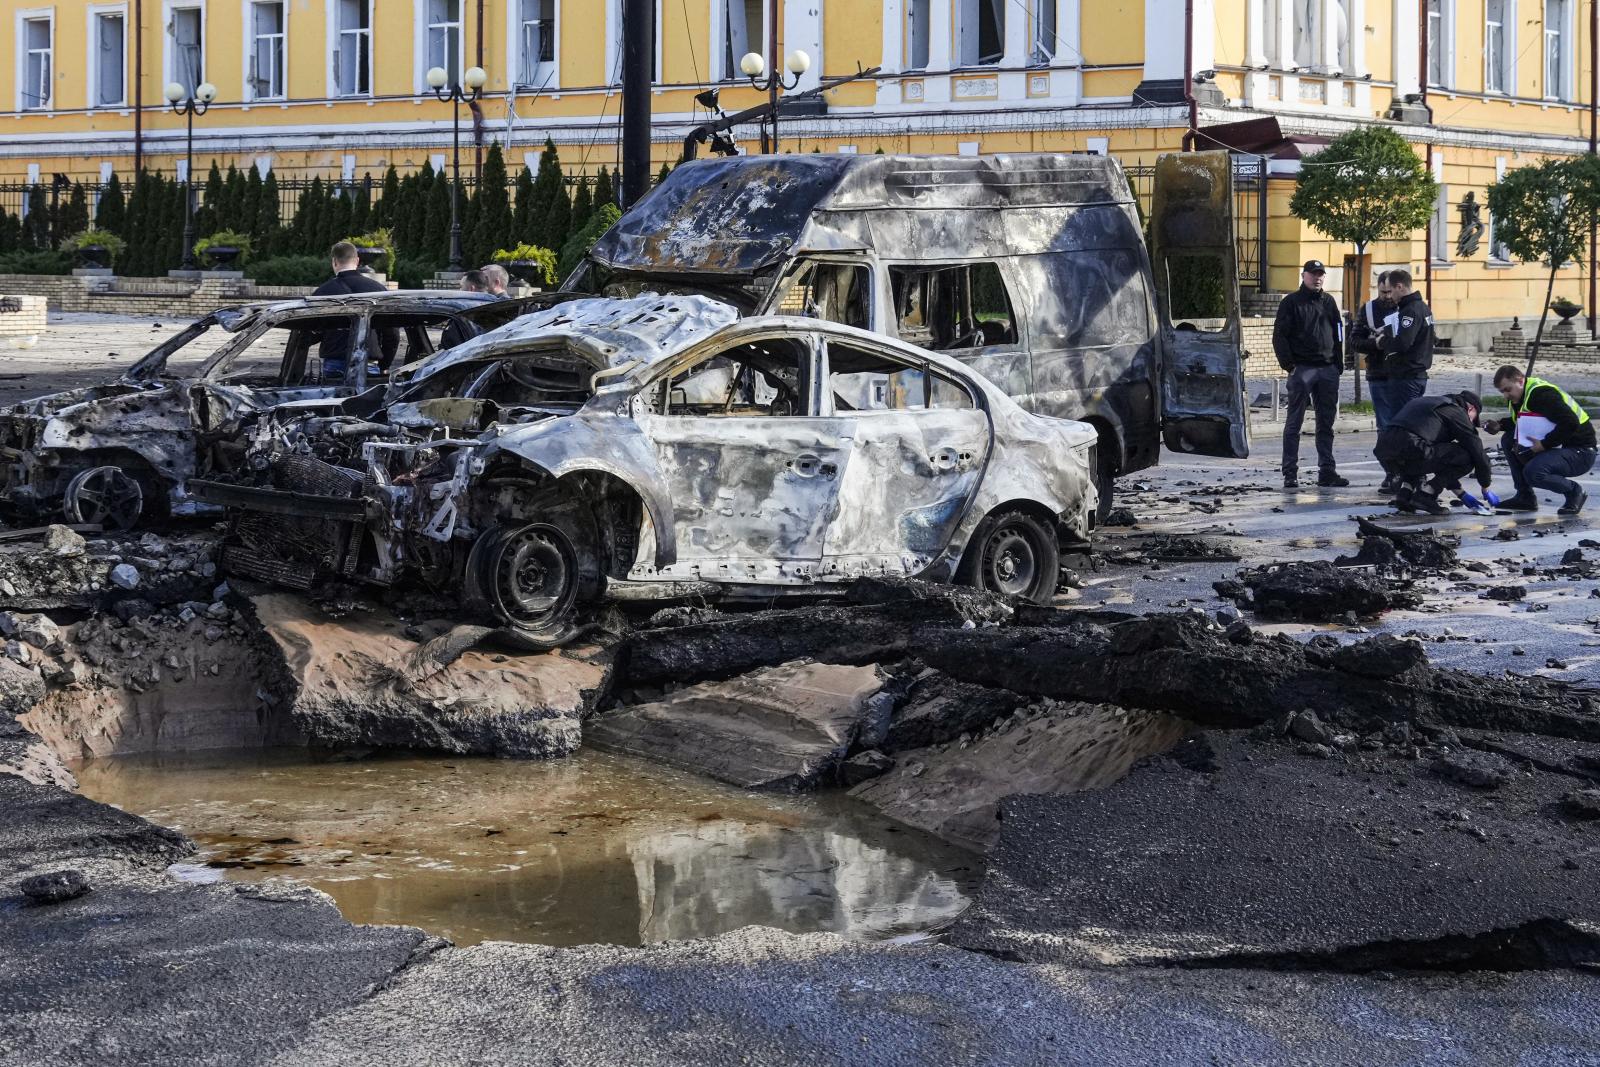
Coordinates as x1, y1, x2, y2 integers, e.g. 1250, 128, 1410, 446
1485, 585, 1528, 602
42, 525, 86, 558
586, 661, 895, 791
1561, 790, 1600, 819
1430, 750, 1518, 790
879, 668, 1028, 754
19, 868, 90, 904
1102, 508, 1139, 527
1216, 561, 1420, 622
1317, 634, 1428, 678
1105, 534, 1240, 564
109, 564, 141, 591
1336, 518, 1459, 571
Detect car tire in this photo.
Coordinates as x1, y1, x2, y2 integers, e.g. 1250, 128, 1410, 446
958, 509, 1061, 605
1093, 434, 1117, 524
465, 499, 604, 649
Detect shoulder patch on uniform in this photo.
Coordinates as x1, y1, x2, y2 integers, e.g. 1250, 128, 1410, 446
1401, 316, 1415, 328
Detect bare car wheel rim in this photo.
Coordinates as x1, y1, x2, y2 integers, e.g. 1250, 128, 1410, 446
983, 527, 1037, 597
489, 524, 578, 630
64, 466, 143, 531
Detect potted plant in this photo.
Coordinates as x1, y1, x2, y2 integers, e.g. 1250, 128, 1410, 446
192, 230, 253, 271
491, 243, 558, 288
60, 228, 127, 271
345, 228, 395, 275
1550, 297, 1583, 324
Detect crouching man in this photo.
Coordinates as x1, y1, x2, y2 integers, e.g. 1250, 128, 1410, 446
1374, 391, 1492, 516
1485, 366, 1595, 516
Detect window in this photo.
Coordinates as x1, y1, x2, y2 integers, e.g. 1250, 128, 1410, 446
93, 11, 126, 108
1426, 0, 1450, 88
907, 0, 930, 69
826, 341, 975, 413
1430, 184, 1450, 263
773, 261, 872, 331
1489, 159, 1511, 262
719, 0, 763, 81
1031, 0, 1055, 65
1334, 0, 1351, 72
517, 0, 555, 89
249, 1, 285, 101
1261, 0, 1281, 66
956, 0, 1005, 67
1545, 0, 1569, 100
427, 0, 463, 86
169, 5, 203, 94
21, 16, 52, 110
1292, 0, 1318, 68
656, 338, 811, 418
890, 263, 1017, 351
1483, 0, 1507, 93
335, 0, 371, 96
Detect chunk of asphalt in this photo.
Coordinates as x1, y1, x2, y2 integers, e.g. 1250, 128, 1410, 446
18, 868, 89, 904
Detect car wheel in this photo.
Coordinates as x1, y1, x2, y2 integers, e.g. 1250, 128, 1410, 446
63, 465, 144, 531
1093, 435, 1117, 523
960, 509, 1061, 605
468, 507, 602, 649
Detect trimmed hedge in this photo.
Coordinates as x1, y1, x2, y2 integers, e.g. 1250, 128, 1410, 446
248, 255, 329, 287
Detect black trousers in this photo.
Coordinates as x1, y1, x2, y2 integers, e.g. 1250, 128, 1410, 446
1374, 428, 1474, 492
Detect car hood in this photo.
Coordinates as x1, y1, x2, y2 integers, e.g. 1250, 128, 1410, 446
7, 381, 173, 420
393, 293, 740, 389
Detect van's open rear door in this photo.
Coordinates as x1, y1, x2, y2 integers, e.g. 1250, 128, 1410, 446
1149, 152, 1251, 459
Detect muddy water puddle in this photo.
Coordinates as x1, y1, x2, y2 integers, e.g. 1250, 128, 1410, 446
74, 749, 980, 947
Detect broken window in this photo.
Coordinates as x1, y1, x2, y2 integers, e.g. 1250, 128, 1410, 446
366, 314, 458, 374
94, 12, 126, 108
656, 338, 812, 418
21, 16, 52, 110
169, 6, 203, 94
907, 0, 930, 69
335, 0, 372, 96
428, 0, 463, 87
956, 0, 1005, 67
719, 0, 764, 81
211, 318, 356, 387
517, 0, 556, 89
890, 262, 1017, 352
249, 1, 287, 101
1426, 0, 1449, 88
773, 261, 872, 331
1011, 251, 1153, 348
825, 340, 975, 413
1031, 0, 1055, 65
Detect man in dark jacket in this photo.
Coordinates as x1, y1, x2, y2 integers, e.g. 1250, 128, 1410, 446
1273, 260, 1348, 489
1487, 365, 1596, 515
312, 241, 388, 380
1373, 267, 1433, 423
1351, 271, 1398, 490
1373, 391, 1493, 515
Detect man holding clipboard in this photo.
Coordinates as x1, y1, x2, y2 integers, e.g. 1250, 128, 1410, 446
1487, 366, 1595, 516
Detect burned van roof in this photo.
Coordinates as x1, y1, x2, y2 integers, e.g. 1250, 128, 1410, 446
589, 153, 1141, 276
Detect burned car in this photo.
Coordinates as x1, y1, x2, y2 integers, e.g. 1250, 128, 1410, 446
0, 291, 528, 529
566, 151, 1251, 516
192, 295, 1096, 645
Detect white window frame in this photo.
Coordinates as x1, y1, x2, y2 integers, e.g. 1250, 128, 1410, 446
1484, 0, 1509, 95
1030, 0, 1056, 65
417, 0, 465, 92
1425, 0, 1454, 89
509, 0, 558, 91
1291, 0, 1319, 69
245, 0, 287, 102
1430, 155, 1449, 265
905, 0, 931, 70
17, 10, 54, 112
88, 4, 129, 110
1544, 0, 1575, 101
328, 0, 373, 99
163, 1, 206, 95
955, 0, 1006, 68
713, 0, 766, 82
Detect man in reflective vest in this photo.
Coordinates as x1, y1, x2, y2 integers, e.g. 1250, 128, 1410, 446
1486, 365, 1596, 516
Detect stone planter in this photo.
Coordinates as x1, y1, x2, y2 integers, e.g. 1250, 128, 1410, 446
356, 246, 388, 274
73, 244, 111, 271
504, 260, 548, 287
204, 245, 243, 271
1550, 301, 1582, 325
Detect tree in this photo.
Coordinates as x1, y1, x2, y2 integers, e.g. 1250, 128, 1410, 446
655, 162, 672, 186
257, 170, 282, 256
1487, 154, 1600, 377
521, 138, 563, 246
59, 183, 90, 243
20, 186, 50, 251
224, 164, 248, 229
423, 165, 452, 264
470, 143, 513, 265
1289, 126, 1437, 265
570, 177, 594, 235
196, 160, 225, 235
511, 165, 535, 240
96, 172, 127, 236
377, 165, 401, 231
557, 202, 621, 279
593, 166, 616, 210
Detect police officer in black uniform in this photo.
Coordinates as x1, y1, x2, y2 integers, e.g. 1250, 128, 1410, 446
1272, 260, 1347, 489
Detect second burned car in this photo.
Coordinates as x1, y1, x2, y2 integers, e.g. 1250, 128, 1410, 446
192, 295, 1097, 645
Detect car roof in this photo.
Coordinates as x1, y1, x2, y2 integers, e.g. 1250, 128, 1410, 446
215, 289, 498, 321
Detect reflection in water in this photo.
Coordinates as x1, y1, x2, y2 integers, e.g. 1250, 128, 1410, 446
74, 749, 980, 947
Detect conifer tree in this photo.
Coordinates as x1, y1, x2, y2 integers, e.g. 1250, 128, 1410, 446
326, 191, 354, 253
60, 183, 90, 242
542, 180, 571, 255
512, 165, 535, 241
594, 166, 616, 210
96, 172, 127, 237
121, 172, 149, 273
424, 165, 452, 264
349, 181, 372, 238
570, 177, 593, 235
521, 138, 563, 246
20, 186, 50, 251
470, 143, 513, 263
197, 160, 224, 235
0, 209, 20, 255
224, 164, 247, 229
257, 170, 281, 256
656, 162, 672, 186
377, 166, 401, 231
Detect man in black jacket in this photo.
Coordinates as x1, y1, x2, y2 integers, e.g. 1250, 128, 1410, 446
1373, 391, 1493, 515
1487, 366, 1596, 515
1273, 260, 1348, 489
1373, 268, 1433, 420
312, 241, 388, 380
1351, 271, 1399, 490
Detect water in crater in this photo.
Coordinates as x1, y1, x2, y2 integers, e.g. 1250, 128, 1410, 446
74, 748, 980, 948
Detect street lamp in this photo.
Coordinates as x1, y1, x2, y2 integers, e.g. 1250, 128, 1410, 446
425, 64, 487, 275
165, 79, 217, 272
740, 49, 810, 152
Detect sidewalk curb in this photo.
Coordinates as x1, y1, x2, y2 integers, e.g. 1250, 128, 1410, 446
1248, 415, 1376, 440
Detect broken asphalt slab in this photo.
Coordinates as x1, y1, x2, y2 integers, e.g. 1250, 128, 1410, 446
952, 731, 1600, 971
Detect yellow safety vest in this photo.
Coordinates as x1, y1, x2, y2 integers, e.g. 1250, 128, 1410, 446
1516, 377, 1591, 427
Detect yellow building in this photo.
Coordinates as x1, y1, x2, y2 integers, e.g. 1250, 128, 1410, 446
0, 0, 1594, 339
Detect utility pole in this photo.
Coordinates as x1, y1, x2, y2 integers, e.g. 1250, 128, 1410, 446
620, 0, 654, 208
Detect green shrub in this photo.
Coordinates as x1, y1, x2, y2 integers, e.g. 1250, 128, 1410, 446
393, 258, 440, 290
193, 229, 255, 265
556, 203, 621, 281
345, 228, 396, 275
60, 227, 128, 259
249, 255, 329, 287
0, 250, 71, 275
491, 243, 558, 287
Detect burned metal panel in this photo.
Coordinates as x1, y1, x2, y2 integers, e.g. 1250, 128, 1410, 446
819, 409, 991, 579
1148, 151, 1251, 460
32, 384, 199, 490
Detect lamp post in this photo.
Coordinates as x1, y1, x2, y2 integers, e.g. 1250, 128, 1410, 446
739, 49, 810, 153
425, 64, 487, 274
164, 79, 217, 272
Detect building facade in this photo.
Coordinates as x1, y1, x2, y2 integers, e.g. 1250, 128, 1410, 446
0, 0, 1594, 335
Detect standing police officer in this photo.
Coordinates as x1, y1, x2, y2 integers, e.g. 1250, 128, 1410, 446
1273, 260, 1348, 489
1373, 268, 1433, 424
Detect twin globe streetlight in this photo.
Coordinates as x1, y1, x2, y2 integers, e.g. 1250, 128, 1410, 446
164, 79, 218, 272
425, 64, 488, 274
738, 49, 811, 153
